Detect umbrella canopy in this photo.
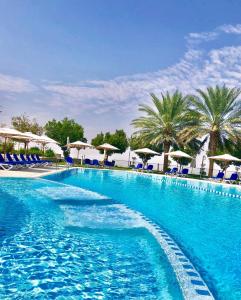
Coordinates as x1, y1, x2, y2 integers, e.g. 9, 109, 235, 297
134, 148, 160, 155
165, 150, 192, 159
97, 143, 119, 161
0, 127, 29, 138
39, 135, 59, 144
208, 154, 241, 162
67, 141, 93, 149
0, 128, 30, 157
97, 143, 119, 151
67, 141, 93, 160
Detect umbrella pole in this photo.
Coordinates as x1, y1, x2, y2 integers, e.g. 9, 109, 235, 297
4, 137, 7, 159
104, 149, 106, 162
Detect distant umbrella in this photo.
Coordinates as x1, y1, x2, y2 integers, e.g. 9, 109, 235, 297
0, 127, 30, 157
209, 153, 241, 175
67, 141, 93, 161
97, 143, 119, 161
134, 148, 160, 166
165, 150, 192, 159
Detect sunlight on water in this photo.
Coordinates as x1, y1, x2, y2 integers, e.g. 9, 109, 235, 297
0, 177, 183, 299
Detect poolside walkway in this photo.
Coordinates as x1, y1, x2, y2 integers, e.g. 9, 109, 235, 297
0, 166, 67, 178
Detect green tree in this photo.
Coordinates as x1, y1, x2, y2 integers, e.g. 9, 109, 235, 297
132, 91, 196, 172
91, 132, 105, 148
12, 114, 43, 135
92, 129, 128, 159
189, 85, 241, 177
44, 118, 85, 147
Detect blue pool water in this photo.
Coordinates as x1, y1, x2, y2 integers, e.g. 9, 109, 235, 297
46, 168, 241, 300
0, 177, 182, 299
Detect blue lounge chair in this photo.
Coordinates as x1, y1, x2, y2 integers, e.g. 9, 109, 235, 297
84, 158, 92, 166
30, 154, 43, 164
144, 164, 153, 172
165, 167, 178, 175
211, 171, 224, 181
92, 159, 100, 167
20, 154, 36, 168
13, 154, 33, 167
0, 153, 17, 170
177, 168, 189, 177
35, 154, 51, 165
6, 153, 25, 168
65, 156, 74, 167
224, 173, 239, 184
133, 163, 143, 170
26, 154, 42, 166
104, 160, 115, 167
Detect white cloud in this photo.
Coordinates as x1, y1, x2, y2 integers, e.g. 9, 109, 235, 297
2, 23, 241, 130
43, 44, 241, 115
0, 73, 36, 93
219, 24, 241, 34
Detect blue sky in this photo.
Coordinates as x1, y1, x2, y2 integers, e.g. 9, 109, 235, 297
0, 0, 241, 140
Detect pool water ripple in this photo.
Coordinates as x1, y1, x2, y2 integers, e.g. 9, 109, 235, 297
0, 177, 183, 299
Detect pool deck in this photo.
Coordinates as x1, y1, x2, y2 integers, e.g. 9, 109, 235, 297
0, 166, 68, 178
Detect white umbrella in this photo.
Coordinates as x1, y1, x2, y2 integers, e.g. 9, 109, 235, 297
97, 143, 119, 161
38, 134, 59, 153
40, 135, 58, 144
135, 148, 160, 155
209, 154, 241, 176
209, 154, 241, 162
134, 148, 160, 166
0, 127, 30, 157
67, 141, 93, 162
165, 150, 192, 159
165, 150, 192, 171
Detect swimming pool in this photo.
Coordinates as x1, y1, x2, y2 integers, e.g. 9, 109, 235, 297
0, 177, 183, 299
45, 168, 241, 300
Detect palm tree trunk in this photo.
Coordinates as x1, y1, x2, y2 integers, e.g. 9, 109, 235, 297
208, 131, 218, 177
163, 142, 170, 172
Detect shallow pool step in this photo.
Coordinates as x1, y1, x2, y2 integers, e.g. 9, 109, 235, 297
119, 205, 215, 300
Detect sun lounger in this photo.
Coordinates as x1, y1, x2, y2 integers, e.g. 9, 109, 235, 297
0, 153, 17, 170
144, 164, 153, 172
104, 160, 115, 167
224, 173, 239, 184
210, 171, 224, 181
84, 158, 92, 166
92, 159, 100, 167
65, 156, 74, 167
6, 153, 26, 168
30, 154, 45, 166
20, 154, 36, 168
35, 154, 52, 165
133, 163, 143, 170
165, 167, 178, 175
13, 154, 33, 167
177, 168, 189, 177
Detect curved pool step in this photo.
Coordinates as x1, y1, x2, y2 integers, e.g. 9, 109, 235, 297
120, 204, 214, 300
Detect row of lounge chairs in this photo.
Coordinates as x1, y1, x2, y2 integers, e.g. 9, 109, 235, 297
165, 167, 239, 183
133, 163, 153, 172
165, 167, 189, 177
0, 153, 51, 170
84, 158, 115, 167
210, 171, 239, 184
64, 157, 116, 168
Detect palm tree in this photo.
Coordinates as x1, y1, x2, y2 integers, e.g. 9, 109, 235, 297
131, 91, 196, 172
189, 85, 241, 177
